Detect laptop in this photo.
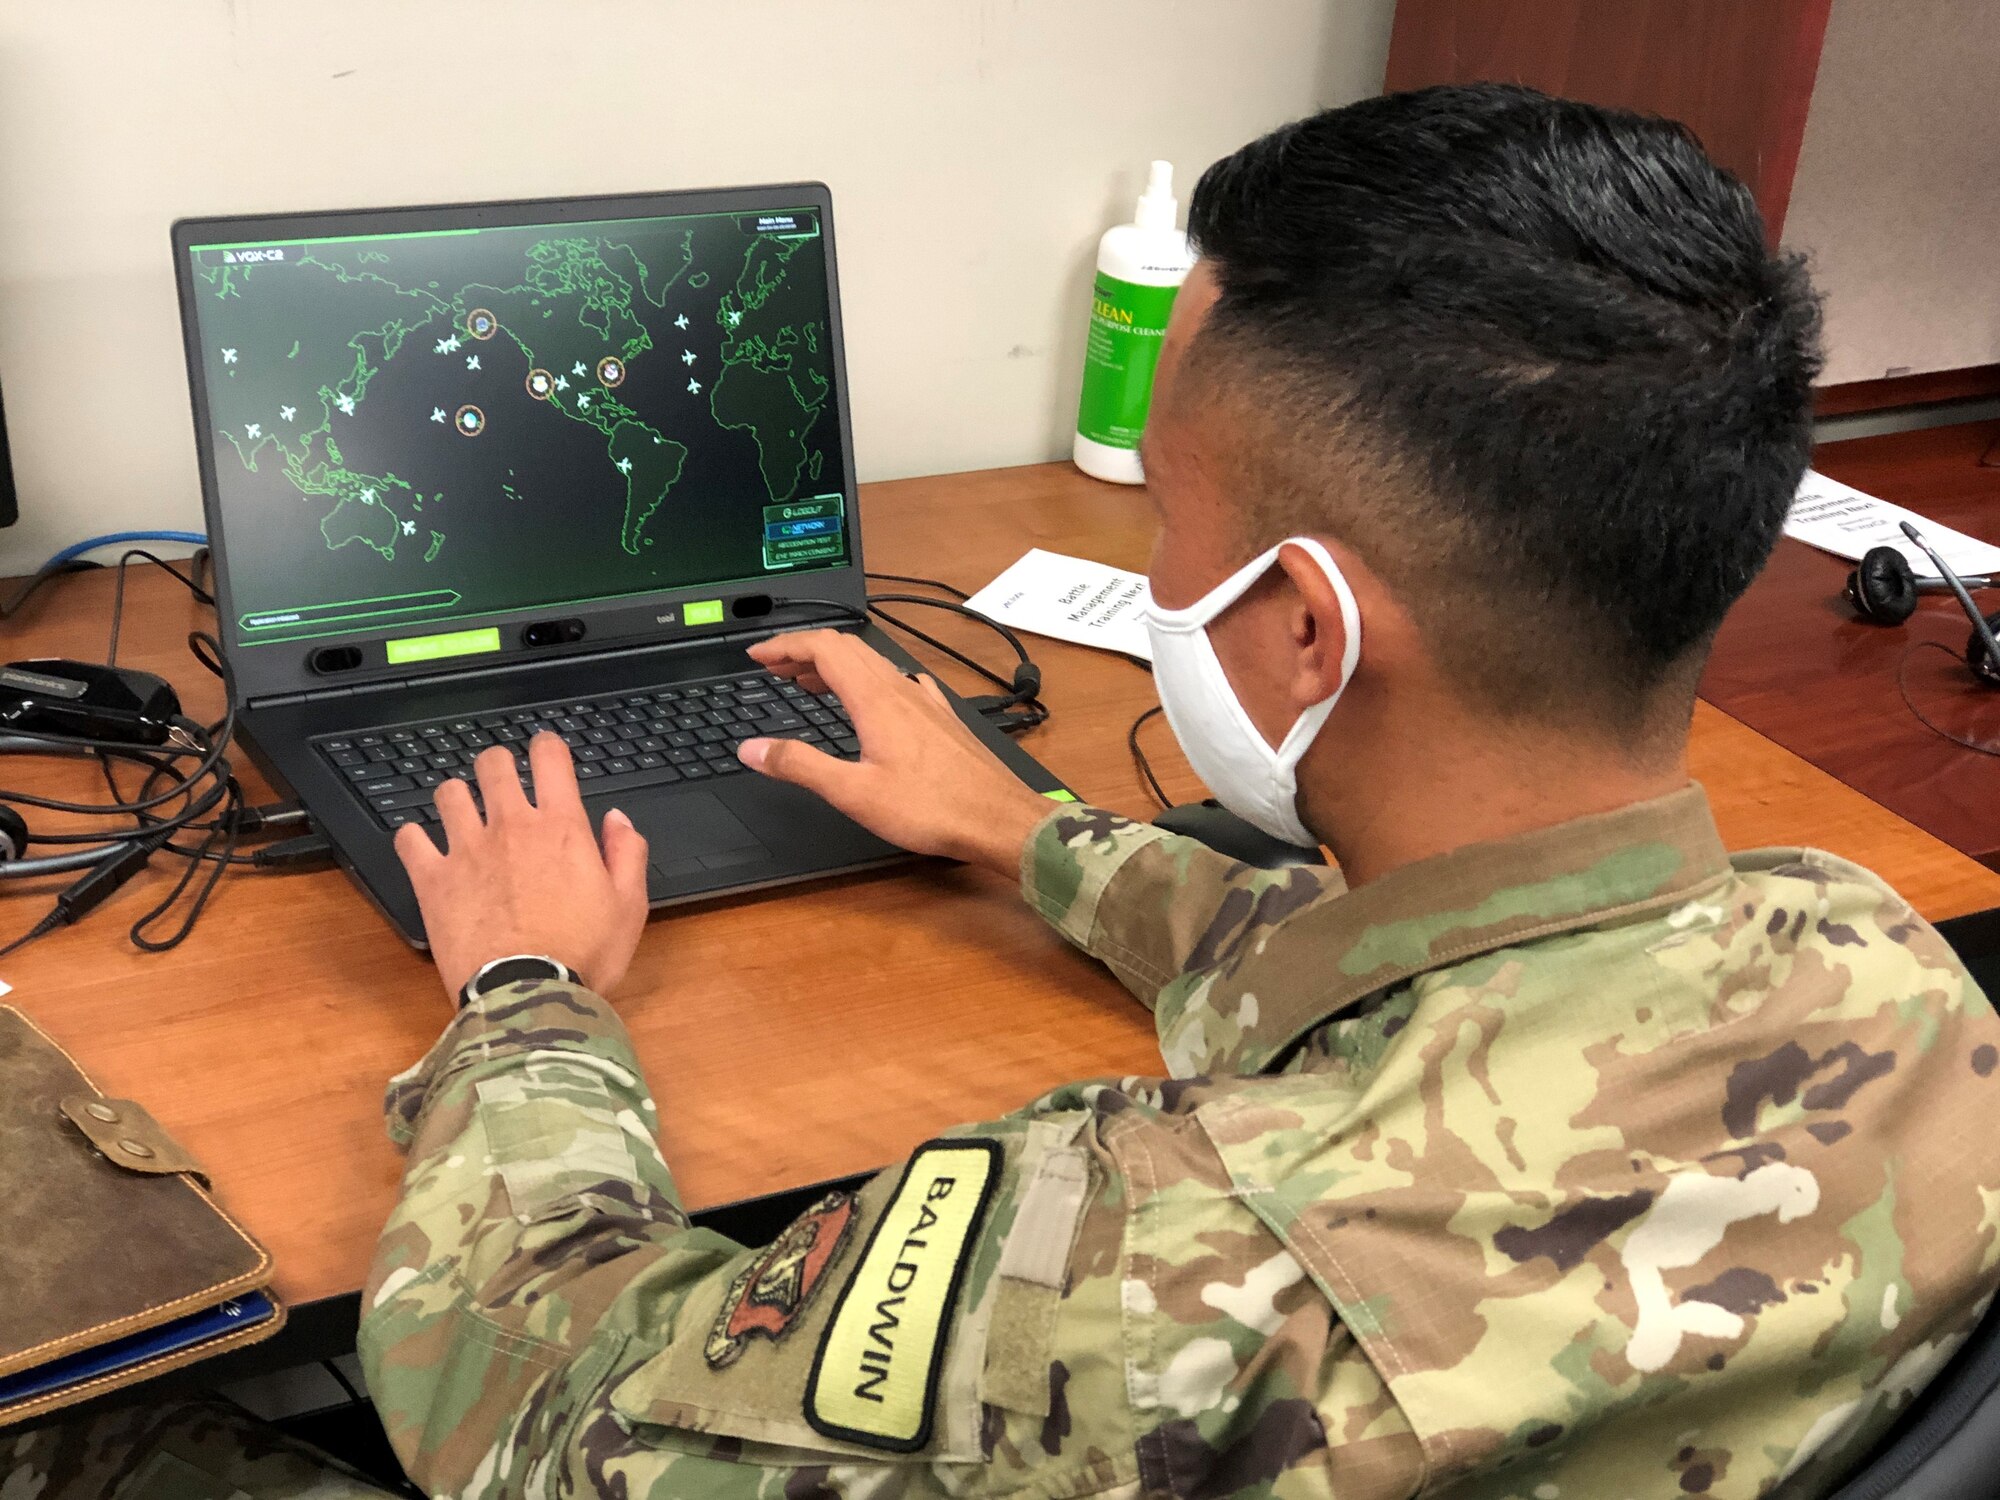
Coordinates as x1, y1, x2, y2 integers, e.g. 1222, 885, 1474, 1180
171, 184, 1064, 945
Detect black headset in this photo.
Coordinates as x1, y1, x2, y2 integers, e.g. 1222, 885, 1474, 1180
1845, 524, 2000, 687
0, 805, 26, 864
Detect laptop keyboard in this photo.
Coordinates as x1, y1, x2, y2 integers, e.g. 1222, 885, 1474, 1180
313, 669, 857, 831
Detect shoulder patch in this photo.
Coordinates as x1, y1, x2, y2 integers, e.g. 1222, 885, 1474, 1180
806, 1138, 1001, 1451
705, 1191, 858, 1368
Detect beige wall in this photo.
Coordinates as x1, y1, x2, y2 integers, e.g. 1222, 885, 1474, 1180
1784, 0, 2000, 386
0, 1, 1392, 575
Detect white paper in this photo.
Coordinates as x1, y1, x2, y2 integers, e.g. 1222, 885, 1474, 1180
1784, 470, 2000, 579
964, 548, 1154, 661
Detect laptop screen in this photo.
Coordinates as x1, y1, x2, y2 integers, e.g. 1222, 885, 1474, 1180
180, 200, 850, 661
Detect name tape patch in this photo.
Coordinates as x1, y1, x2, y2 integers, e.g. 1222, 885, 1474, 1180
805, 1138, 1001, 1450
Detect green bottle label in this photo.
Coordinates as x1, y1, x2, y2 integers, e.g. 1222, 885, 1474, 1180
1076, 272, 1182, 450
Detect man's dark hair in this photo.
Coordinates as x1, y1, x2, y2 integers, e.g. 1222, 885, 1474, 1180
1183, 83, 1822, 738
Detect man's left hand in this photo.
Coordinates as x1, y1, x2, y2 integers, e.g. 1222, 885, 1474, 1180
394, 732, 652, 1004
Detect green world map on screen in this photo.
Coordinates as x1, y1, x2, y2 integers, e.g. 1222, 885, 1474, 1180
187, 206, 846, 646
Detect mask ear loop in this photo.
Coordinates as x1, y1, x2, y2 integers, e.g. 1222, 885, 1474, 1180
1144, 541, 1290, 633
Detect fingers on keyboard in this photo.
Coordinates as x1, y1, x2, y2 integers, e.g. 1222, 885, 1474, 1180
326, 669, 860, 828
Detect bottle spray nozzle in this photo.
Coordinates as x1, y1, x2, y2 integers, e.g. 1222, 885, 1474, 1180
1135, 160, 1178, 231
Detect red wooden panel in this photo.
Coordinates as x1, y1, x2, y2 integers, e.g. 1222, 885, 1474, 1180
1816, 363, 2000, 418
1385, 0, 1834, 242
1700, 420, 2000, 866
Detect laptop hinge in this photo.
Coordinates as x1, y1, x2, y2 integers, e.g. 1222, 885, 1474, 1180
246, 680, 400, 712
238, 613, 857, 716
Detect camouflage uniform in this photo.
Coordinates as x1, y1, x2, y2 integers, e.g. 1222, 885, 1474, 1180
1, 1397, 393, 1498
359, 785, 2000, 1498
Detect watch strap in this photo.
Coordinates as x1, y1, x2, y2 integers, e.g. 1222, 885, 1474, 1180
458, 954, 579, 1009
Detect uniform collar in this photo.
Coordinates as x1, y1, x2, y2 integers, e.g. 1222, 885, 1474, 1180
1197, 784, 1733, 1074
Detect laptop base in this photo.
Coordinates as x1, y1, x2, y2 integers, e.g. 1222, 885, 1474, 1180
239, 621, 1065, 946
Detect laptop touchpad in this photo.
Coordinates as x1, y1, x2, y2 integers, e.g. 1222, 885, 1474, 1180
606, 791, 772, 883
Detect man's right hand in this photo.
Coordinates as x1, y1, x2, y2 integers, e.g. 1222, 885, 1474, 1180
739, 630, 1058, 879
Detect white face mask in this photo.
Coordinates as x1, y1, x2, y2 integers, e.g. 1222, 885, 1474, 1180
1145, 536, 1361, 849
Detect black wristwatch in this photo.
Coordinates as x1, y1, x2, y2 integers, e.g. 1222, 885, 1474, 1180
458, 954, 580, 1010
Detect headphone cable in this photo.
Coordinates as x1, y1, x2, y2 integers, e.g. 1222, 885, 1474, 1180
865, 570, 971, 601
0, 832, 171, 958
1128, 704, 1172, 808
1897, 639, 2000, 758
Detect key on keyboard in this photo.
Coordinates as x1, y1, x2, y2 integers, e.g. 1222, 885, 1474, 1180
313, 669, 859, 829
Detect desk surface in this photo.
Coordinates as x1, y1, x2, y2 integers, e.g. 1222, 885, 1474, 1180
1704, 419, 2000, 866
6, 460, 2000, 1310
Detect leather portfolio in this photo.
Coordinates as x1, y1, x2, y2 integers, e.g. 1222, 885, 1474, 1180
0, 1005, 283, 1426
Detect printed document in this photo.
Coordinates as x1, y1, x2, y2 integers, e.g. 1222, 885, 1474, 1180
964, 548, 1153, 661
1784, 471, 2000, 578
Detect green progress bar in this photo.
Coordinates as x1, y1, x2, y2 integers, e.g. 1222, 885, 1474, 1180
386, 627, 502, 666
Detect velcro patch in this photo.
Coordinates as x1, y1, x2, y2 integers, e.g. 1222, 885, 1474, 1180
806, 1139, 1000, 1451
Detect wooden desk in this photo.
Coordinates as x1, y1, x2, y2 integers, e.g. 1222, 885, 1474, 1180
1703, 420, 2000, 867
4, 461, 1998, 1316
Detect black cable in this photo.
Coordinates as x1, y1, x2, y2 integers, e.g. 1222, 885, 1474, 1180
862, 593, 1048, 729
1, 726, 232, 819
0, 554, 257, 952
130, 778, 241, 952
155, 798, 306, 843
107, 549, 216, 667
1128, 704, 1171, 808
0, 908, 63, 960
52, 744, 234, 849
10, 742, 229, 850
187, 631, 225, 680
867, 593, 1032, 680
764, 594, 1049, 731
108, 756, 257, 865
866, 570, 970, 601
871, 605, 1029, 702
1898, 640, 2000, 757
0, 836, 168, 959
861, 577, 1043, 707
769, 591, 1031, 691
106, 557, 128, 667
321, 1359, 364, 1407
108, 624, 244, 948
763, 596, 870, 628
85, 723, 247, 944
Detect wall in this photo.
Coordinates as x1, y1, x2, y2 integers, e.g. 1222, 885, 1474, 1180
0, 1, 1393, 575
1783, 0, 2000, 385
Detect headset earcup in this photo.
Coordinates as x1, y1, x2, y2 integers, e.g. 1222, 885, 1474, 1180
1849, 546, 1919, 625
0, 805, 27, 863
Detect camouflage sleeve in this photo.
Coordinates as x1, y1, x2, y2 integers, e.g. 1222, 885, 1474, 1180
359, 979, 741, 1495
1021, 807, 1342, 1064
359, 981, 1408, 1498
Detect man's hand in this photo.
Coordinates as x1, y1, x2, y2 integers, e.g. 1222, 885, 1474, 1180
393, 733, 651, 1004
740, 630, 1058, 879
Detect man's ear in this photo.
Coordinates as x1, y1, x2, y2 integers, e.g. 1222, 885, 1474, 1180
1276, 539, 1365, 709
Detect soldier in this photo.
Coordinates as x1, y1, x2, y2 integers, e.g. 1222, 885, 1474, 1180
353, 85, 2000, 1500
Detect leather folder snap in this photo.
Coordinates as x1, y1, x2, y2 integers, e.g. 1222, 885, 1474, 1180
0, 1005, 283, 1426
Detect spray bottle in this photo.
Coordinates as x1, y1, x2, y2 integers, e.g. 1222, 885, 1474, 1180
1072, 160, 1196, 484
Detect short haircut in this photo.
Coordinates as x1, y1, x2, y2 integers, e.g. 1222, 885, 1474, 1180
1182, 83, 1823, 738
